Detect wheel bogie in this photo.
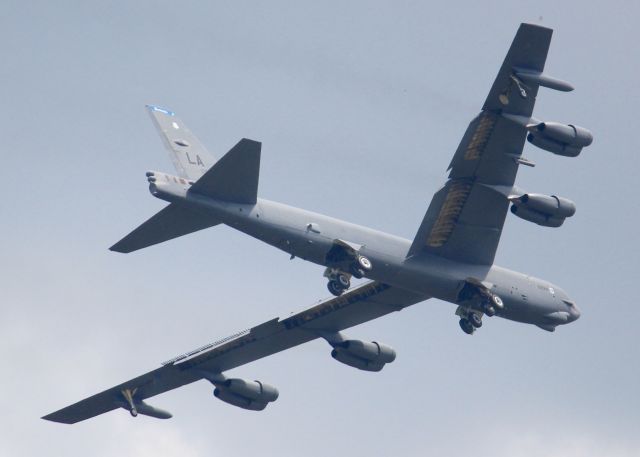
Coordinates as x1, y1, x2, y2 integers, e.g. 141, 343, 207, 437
469, 313, 483, 328
327, 281, 344, 296
459, 318, 475, 335
336, 273, 351, 289
357, 255, 372, 271
349, 264, 365, 279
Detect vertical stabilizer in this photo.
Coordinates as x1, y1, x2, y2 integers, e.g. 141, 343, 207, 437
146, 105, 217, 180
189, 139, 261, 204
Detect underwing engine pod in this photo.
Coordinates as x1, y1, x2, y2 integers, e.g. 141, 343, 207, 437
526, 122, 593, 157
510, 193, 576, 227
331, 339, 396, 372
213, 378, 279, 411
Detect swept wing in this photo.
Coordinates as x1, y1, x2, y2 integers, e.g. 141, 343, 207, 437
43, 282, 427, 423
408, 24, 556, 264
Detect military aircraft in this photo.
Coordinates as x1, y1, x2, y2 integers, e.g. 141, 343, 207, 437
43, 23, 591, 424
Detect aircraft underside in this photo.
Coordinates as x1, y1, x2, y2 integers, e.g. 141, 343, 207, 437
44, 23, 586, 425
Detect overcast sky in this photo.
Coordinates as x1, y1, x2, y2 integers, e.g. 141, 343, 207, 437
2, 1, 639, 456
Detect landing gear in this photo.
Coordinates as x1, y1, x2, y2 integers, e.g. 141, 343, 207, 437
324, 241, 373, 293
348, 256, 371, 279
455, 306, 484, 335
327, 272, 351, 296
459, 318, 475, 335
336, 273, 350, 289
455, 279, 506, 335
483, 304, 496, 317
468, 312, 483, 328
349, 264, 365, 279
356, 255, 372, 271
480, 295, 503, 317
327, 280, 344, 296
121, 388, 139, 417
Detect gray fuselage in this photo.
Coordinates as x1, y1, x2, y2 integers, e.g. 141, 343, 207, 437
152, 174, 580, 331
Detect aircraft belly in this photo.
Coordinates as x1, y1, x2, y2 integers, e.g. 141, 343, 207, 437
184, 194, 562, 326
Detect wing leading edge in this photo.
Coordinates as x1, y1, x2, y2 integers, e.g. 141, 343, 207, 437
408, 23, 555, 264
43, 282, 428, 424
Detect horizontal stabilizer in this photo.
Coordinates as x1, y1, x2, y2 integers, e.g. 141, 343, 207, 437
189, 138, 261, 204
110, 203, 220, 253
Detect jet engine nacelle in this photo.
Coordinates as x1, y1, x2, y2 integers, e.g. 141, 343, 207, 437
331, 340, 396, 372
213, 378, 279, 411
510, 193, 576, 227
526, 122, 593, 157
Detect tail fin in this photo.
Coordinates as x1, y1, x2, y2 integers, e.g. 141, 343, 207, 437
146, 105, 217, 180
110, 203, 220, 253
111, 139, 261, 253
189, 138, 261, 204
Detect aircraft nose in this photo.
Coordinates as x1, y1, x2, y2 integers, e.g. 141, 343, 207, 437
565, 300, 581, 322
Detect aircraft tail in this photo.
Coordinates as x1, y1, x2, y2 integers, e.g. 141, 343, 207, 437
189, 138, 261, 204
146, 105, 217, 181
111, 135, 262, 253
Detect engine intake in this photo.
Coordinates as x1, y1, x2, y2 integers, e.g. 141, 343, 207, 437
213, 378, 279, 411
526, 122, 593, 157
510, 193, 576, 227
331, 340, 396, 372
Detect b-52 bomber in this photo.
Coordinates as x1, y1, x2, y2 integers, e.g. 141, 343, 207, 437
44, 23, 591, 423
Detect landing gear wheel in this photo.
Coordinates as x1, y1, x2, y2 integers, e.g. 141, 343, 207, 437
336, 273, 351, 289
129, 409, 138, 417
357, 255, 372, 271
469, 313, 483, 328
484, 305, 496, 317
459, 318, 475, 335
491, 294, 504, 309
349, 264, 365, 279
328, 280, 344, 296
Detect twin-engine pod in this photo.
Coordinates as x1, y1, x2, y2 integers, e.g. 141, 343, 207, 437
331, 340, 396, 372
213, 378, 279, 411
526, 122, 593, 157
510, 193, 576, 227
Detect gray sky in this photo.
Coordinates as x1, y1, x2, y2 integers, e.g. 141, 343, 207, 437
2, 1, 639, 456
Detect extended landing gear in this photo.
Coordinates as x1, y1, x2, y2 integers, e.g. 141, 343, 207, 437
327, 272, 351, 296
324, 241, 373, 296
458, 310, 483, 335
455, 278, 504, 333
459, 318, 475, 335
481, 294, 503, 317
349, 255, 372, 279
325, 255, 372, 296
